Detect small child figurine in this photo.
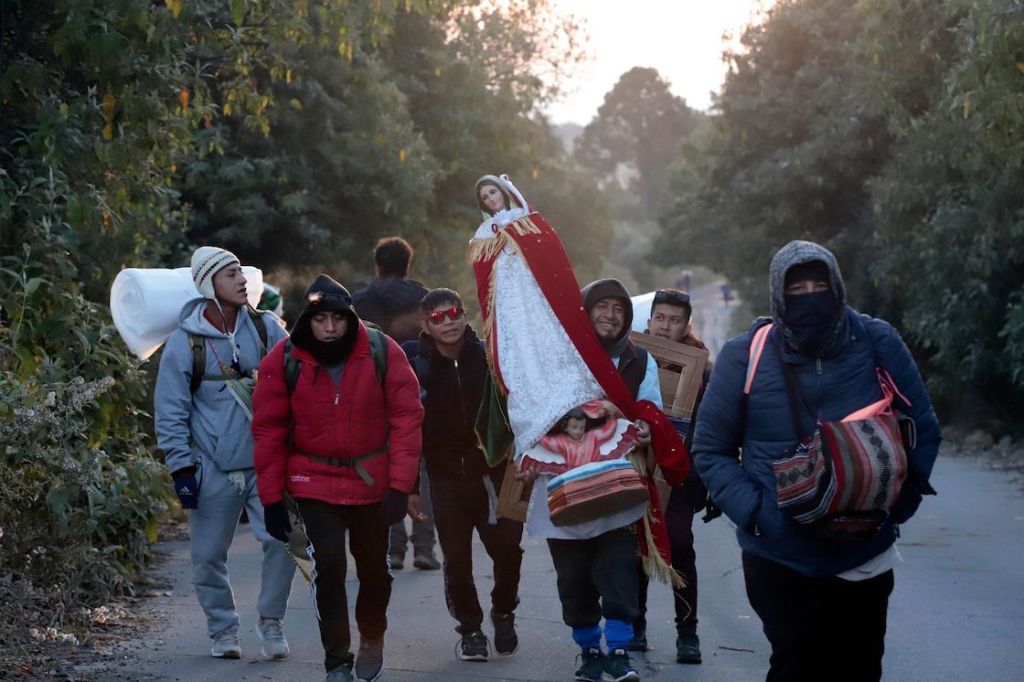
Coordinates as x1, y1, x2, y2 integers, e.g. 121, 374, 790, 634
539, 401, 623, 471
563, 409, 588, 442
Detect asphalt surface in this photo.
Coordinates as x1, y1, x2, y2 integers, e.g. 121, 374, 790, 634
93, 454, 1024, 681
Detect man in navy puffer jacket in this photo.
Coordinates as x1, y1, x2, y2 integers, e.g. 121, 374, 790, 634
692, 240, 940, 682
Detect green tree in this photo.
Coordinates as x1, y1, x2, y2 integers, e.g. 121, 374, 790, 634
864, 0, 1024, 419
575, 67, 702, 220
181, 51, 438, 272
379, 2, 610, 300
658, 0, 1024, 419
0, 0, 439, 634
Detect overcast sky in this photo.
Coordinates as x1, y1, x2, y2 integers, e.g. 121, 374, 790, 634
544, 0, 773, 125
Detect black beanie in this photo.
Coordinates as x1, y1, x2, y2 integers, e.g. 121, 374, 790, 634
291, 274, 359, 363
784, 260, 832, 289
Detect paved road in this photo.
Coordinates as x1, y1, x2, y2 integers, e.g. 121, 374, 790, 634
93, 455, 1024, 681
688, 281, 739, 359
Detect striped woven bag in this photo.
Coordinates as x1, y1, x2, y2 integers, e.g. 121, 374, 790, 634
744, 324, 912, 537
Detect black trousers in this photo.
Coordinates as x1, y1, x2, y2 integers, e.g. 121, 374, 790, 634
742, 551, 894, 682
547, 526, 639, 628
637, 486, 699, 635
430, 474, 524, 633
296, 498, 392, 672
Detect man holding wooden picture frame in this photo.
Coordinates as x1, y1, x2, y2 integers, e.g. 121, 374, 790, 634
629, 288, 711, 665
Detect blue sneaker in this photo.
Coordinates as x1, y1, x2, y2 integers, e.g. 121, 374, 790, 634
605, 648, 640, 681
574, 647, 605, 681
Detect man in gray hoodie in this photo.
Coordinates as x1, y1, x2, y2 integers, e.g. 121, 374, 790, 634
155, 246, 295, 660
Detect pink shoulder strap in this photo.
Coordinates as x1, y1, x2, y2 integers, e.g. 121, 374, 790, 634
744, 323, 773, 395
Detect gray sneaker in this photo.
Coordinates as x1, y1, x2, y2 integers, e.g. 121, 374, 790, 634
326, 664, 354, 682
258, 617, 289, 660
355, 636, 384, 681
210, 631, 241, 659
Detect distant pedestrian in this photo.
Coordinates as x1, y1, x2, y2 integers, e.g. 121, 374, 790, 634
253, 274, 424, 682
693, 240, 941, 681
674, 269, 693, 293
352, 236, 440, 572
352, 237, 429, 344
154, 246, 294, 661
402, 288, 524, 662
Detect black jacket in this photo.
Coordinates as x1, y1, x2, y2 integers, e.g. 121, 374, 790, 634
352, 277, 428, 343
402, 326, 493, 482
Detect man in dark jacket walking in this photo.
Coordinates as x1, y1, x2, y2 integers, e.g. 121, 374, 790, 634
631, 288, 708, 663
693, 241, 941, 682
253, 274, 424, 682
402, 288, 524, 662
351, 236, 439, 572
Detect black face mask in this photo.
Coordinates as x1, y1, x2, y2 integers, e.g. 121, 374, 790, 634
294, 312, 358, 366
306, 337, 351, 366
783, 290, 841, 355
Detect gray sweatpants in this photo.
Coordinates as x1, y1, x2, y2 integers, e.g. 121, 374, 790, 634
188, 462, 295, 638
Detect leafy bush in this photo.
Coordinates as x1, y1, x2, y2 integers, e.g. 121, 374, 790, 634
0, 167, 170, 636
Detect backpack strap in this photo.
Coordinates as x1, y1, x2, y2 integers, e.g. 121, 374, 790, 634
283, 340, 301, 395
414, 352, 430, 385
744, 322, 774, 395
248, 307, 268, 357
295, 447, 386, 487
365, 327, 388, 386
189, 333, 206, 394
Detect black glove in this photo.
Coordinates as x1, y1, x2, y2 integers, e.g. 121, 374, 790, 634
382, 488, 408, 526
263, 502, 292, 543
702, 497, 723, 524
172, 468, 199, 510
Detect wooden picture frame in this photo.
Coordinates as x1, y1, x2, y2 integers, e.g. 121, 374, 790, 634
628, 332, 709, 419
496, 458, 531, 523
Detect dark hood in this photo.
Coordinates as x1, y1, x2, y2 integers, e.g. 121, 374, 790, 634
768, 240, 848, 356
353, 277, 428, 317
581, 277, 634, 358
290, 274, 360, 362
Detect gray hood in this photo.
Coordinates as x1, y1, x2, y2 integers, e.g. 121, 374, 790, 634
178, 297, 232, 337
769, 240, 848, 357
769, 240, 847, 319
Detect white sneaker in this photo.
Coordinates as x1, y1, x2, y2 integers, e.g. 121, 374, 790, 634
211, 631, 241, 659
258, 617, 290, 660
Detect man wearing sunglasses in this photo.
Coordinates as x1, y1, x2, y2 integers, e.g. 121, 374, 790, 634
401, 288, 524, 663
633, 288, 711, 664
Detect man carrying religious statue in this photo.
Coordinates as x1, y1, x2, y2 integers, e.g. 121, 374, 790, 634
469, 174, 690, 682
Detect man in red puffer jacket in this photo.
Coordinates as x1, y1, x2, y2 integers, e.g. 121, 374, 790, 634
253, 273, 423, 682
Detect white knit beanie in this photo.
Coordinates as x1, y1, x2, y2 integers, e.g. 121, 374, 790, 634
191, 246, 240, 300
